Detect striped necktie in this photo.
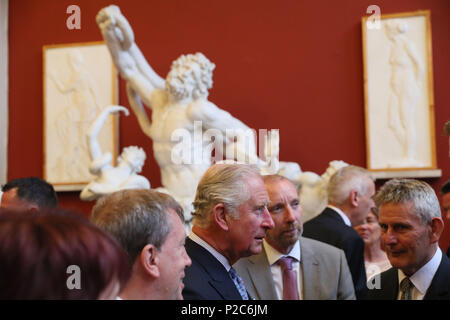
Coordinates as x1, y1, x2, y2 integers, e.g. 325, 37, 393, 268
400, 277, 414, 300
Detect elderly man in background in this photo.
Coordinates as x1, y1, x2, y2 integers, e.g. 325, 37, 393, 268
234, 175, 355, 300
367, 179, 450, 300
302, 165, 376, 299
182, 164, 274, 300
90, 189, 191, 300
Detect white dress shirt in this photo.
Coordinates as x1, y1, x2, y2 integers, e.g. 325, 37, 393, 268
327, 205, 351, 227
397, 247, 442, 300
263, 240, 303, 300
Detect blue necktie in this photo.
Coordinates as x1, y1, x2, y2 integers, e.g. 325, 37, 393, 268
229, 267, 249, 300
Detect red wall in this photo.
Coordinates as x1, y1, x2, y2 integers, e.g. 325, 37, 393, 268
7, 0, 450, 250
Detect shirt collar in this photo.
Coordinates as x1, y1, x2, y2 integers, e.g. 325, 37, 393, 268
263, 239, 301, 266
189, 231, 232, 271
327, 205, 352, 226
398, 247, 442, 295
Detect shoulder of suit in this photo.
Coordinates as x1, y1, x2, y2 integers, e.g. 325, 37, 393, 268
301, 237, 344, 258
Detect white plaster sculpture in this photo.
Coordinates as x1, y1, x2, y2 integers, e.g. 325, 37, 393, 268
385, 21, 424, 167
255, 130, 349, 223
80, 105, 150, 201
97, 6, 257, 222
299, 160, 349, 223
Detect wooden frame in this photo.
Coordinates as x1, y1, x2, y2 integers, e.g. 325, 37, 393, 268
0, 0, 8, 185
43, 42, 118, 191
362, 10, 436, 171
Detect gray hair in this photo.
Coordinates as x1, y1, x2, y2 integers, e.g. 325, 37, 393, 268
327, 165, 375, 206
374, 179, 441, 224
90, 189, 184, 264
192, 164, 260, 228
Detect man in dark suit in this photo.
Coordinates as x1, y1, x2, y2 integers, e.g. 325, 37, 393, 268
302, 165, 375, 299
439, 180, 450, 257
182, 164, 275, 300
367, 179, 450, 300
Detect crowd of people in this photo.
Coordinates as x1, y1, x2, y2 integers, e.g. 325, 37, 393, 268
0, 165, 449, 300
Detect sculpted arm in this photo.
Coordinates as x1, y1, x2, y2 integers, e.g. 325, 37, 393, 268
188, 101, 250, 134
88, 105, 129, 162
97, 5, 165, 109
188, 101, 262, 163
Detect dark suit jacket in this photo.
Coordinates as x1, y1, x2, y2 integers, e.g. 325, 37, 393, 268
182, 237, 243, 300
302, 207, 367, 299
367, 251, 450, 300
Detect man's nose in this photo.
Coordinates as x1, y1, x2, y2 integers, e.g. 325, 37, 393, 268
183, 248, 192, 267
262, 207, 275, 229
382, 228, 397, 245
285, 206, 296, 223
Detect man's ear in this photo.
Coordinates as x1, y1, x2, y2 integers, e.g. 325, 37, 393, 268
140, 243, 160, 277
349, 190, 359, 207
429, 217, 444, 244
213, 203, 229, 231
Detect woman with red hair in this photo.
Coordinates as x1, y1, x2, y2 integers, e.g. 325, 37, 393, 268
0, 209, 130, 299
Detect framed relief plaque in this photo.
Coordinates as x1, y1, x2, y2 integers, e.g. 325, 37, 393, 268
362, 10, 436, 171
43, 42, 118, 190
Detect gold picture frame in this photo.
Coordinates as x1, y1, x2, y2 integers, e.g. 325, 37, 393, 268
362, 10, 436, 172
43, 41, 118, 191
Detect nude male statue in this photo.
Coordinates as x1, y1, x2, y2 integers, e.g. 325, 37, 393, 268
97, 6, 254, 222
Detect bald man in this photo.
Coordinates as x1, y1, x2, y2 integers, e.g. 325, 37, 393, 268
234, 175, 355, 300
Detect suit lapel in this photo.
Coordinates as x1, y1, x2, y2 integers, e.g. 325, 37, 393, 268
382, 268, 399, 299
300, 239, 320, 300
424, 251, 450, 300
185, 238, 242, 300
246, 248, 278, 300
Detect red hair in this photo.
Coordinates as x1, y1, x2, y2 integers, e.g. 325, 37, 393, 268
0, 209, 130, 299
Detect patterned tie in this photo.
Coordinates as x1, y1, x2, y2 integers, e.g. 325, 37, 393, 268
229, 267, 249, 300
278, 256, 299, 300
400, 277, 414, 300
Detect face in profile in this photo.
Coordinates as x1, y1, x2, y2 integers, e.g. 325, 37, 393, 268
354, 210, 381, 246
157, 209, 192, 300
227, 176, 274, 259
442, 192, 450, 223
264, 179, 303, 254
353, 179, 376, 226
379, 201, 436, 276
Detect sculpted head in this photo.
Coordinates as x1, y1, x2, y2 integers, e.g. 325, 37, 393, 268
166, 53, 215, 101
385, 21, 408, 40
118, 146, 146, 173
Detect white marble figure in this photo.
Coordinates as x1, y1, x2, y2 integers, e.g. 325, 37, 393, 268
97, 5, 257, 222
298, 160, 349, 223
256, 130, 349, 223
385, 21, 424, 167
80, 105, 150, 201
49, 50, 103, 181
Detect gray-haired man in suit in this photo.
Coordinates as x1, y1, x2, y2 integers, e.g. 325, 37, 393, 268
234, 175, 355, 300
